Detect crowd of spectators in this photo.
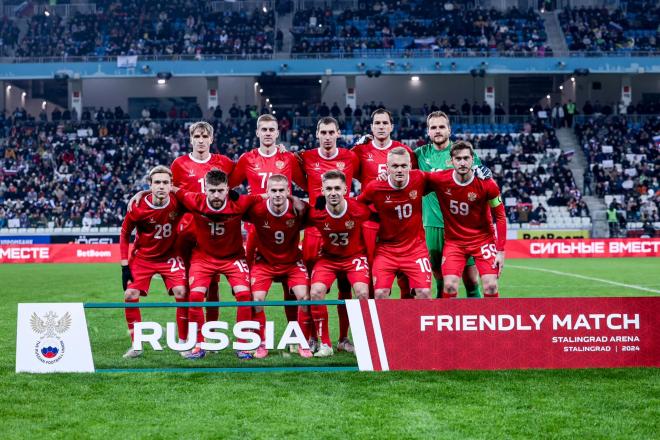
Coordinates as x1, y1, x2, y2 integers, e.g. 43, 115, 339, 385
575, 115, 659, 235
0, 16, 21, 57
0, 104, 574, 229
291, 3, 549, 56
559, 2, 659, 53
16, 0, 275, 58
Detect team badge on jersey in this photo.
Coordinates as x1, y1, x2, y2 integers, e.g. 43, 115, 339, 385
409, 190, 418, 200
323, 223, 331, 230
262, 221, 270, 229
345, 220, 355, 229
467, 192, 477, 202
275, 160, 285, 170
148, 218, 156, 224
286, 219, 296, 228
188, 169, 195, 177
336, 161, 345, 171
313, 162, 321, 170
445, 188, 452, 196
169, 211, 179, 219
366, 153, 374, 161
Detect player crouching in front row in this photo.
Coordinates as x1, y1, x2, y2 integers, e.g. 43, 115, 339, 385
120, 166, 189, 359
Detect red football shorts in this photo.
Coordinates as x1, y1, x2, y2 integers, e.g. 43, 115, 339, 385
311, 255, 370, 290
128, 254, 187, 295
188, 252, 250, 293
442, 240, 499, 278
251, 259, 309, 293
372, 243, 432, 290
361, 220, 379, 263
302, 227, 323, 269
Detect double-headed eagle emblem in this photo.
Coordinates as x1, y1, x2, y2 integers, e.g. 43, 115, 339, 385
30, 311, 71, 338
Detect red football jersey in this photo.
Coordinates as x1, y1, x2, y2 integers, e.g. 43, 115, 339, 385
426, 170, 504, 247
306, 199, 371, 259
299, 147, 360, 205
357, 169, 428, 252
244, 199, 305, 265
120, 194, 184, 260
171, 153, 235, 193
229, 148, 305, 195
351, 139, 417, 188
175, 190, 261, 259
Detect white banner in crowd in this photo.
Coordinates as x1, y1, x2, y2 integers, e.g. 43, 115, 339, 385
16, 303, 94, 373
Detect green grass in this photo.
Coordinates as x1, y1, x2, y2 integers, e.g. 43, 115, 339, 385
0, 258, 658, 439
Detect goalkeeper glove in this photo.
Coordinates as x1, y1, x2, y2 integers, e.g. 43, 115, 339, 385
353, 134, 372, 146
121, 265, 133, 291
474, 165, 492, 180
228, 189, 240, 201
314, 195, 327, 210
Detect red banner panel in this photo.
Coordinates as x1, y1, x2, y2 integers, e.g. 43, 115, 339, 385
0, 244, 120, 263
347, 298, 659, 371
507, 238, 660, 258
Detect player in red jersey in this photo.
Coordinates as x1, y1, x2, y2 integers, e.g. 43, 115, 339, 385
170, 121, 235, 324
351, 108, 418, 297
229, 114, 306, 328
173, 170, 262, 359
425, 141, 506, 298
307, 170, 371, 357
244, 174, 313, 359
357, 147, 433, 299
297, 117, 361, 353
119, 166, 187, 359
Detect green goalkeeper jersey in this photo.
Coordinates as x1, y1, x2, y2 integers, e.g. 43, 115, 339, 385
414, 142, 481, 228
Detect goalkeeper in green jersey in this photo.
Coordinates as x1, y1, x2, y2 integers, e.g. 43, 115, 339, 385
415, 111, 485, 298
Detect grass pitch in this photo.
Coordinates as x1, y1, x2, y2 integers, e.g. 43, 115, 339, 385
0, 258, 658, 439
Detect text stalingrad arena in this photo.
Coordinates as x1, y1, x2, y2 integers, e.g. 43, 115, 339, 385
552, 336, 640, 343
420, 314, 641, 331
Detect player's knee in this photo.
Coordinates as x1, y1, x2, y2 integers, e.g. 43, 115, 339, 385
172, 287, 187, 299
252, 291, 267, 302
483, 280, 498, 296
374, 289, 390, 299
124, 289, 140, 300
310, 285, 326, 300
354, 285, 368, 300
443, 280, 459, 294
415, 288, 431, 299
189, 289, 206, 302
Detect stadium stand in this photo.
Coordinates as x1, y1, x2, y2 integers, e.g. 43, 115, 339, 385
16, 0, 275, 58
291, 3, 549, 56
558, 1, 659, 53
574, 115, 659, 237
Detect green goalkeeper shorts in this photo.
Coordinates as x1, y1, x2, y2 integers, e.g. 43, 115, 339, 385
425, 226, 475, 271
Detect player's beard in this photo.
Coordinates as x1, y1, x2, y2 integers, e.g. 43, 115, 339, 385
433, 134, 448, 148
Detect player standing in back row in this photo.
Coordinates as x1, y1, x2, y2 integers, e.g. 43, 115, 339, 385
425, 141, 507, 298
415, 111, 484, 298
351, 108, 417, 297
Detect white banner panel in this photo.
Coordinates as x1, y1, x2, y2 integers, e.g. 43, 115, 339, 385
16, 303, 94, 373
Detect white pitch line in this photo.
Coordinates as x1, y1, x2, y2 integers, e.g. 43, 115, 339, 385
508, 264, 660, 294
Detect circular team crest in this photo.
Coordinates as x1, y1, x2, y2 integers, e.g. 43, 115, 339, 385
35, 338, 65, 364
409, 190, 418, 200
31, 311, 71, 365
467, 192, 477, 202
345, 220, 355, 229
169, 211, 179, 219
336, 161, 345, 171
275, 160, 285, 170
286, 219, 296, 228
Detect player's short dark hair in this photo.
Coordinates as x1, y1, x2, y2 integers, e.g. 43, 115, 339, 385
316, 117, 339, 132
268, 174, 289, 186
205, 169, 228, 186
371, 108, 393, 123
322, 170, 346, 183
426, 111, 451, 128
147, 165, 172, 183
450, 140, 474, 158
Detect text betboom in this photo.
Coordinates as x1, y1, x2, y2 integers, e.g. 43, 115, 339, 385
132, 320, 309, 352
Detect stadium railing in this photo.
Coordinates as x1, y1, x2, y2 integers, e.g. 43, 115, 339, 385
3, 50, 659, 64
